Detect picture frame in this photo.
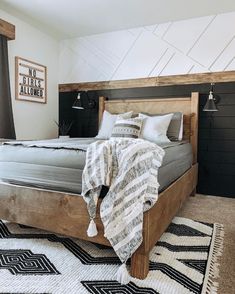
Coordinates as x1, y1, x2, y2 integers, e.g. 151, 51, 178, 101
15, 56, 47, 104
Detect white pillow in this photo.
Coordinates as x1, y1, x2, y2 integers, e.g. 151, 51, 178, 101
96, 110, 133, 139
138, 113, 174, 143
141, 112, 184, 141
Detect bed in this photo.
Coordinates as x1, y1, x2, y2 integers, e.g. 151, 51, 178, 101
0, 93, 199, 279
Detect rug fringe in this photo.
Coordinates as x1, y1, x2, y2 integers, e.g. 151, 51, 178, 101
202, 223, 224, 294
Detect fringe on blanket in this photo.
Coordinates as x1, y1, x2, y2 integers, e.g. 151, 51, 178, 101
87, 219, 98, 237
116, 263, 131, 284
201, 223, 224, 294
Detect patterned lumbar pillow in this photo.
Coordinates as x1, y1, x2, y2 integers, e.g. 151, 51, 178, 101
96, 110, 133, 139
111, 117, 143, 139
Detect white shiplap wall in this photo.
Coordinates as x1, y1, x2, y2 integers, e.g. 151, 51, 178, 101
59, 12, 235, 83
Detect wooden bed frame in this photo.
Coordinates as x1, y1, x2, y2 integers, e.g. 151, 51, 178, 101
0, 92, 199, 279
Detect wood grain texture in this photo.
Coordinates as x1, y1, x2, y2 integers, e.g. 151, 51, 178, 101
0, 183, 110, 246
0, 18, 15, 40
98, 96, 105, 126
191, 92, 199, 164
59, 71, 235, 92
130, 250, 149, 279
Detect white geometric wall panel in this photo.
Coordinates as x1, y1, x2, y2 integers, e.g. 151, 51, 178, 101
154, 22, 171, 38
59, 12, 235, 83
163, 16, 215, 54
112, 31, 168, 80
210, 37, 235, 71
226, 57, 235, 70
188, 13, 235, 69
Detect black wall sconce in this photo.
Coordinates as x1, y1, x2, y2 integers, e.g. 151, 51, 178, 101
72, 92, 84, 109
203, 83, 218, 112
72, 92, 97, 110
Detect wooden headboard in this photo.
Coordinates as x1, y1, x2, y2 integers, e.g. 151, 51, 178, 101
98, 92, 199, 164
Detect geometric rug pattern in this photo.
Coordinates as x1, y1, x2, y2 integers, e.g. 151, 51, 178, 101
0, 217, 223, 294
0, 249, 60, 275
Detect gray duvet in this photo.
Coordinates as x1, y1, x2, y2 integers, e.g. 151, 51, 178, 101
0, 137, 192, 194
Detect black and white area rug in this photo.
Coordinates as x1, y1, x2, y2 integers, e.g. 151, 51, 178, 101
0, 217, 224, 294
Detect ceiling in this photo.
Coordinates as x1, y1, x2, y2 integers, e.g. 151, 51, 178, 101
1, 0, 235, 40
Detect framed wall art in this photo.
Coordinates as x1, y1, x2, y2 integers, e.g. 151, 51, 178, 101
15, 56, 47, 103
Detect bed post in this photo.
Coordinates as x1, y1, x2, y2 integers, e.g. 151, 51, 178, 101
190, 92, 199, 165
190, 92, 199, 196
130, 211, 150, 279
131, 250, 149, 279
98, 96, 106, 126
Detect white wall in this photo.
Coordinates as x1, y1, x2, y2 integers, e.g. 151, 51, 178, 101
0, 9, 59, 140
59, 11, 235, 83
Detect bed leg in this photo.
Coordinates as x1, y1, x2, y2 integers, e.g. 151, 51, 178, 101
190, 188, 196, 196
130, 250, 149, 279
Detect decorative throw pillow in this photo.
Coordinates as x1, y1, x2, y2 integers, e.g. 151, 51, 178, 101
96, 110, 133, 139
111, 117, 143, 139
140, 112, 183, 141
138, 113, 174, 143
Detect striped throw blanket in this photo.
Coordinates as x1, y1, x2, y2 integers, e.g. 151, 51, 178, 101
82, 139, 165, 264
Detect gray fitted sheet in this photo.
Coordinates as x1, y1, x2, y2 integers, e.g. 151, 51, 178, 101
0, 138, 95, 169
0, 139, 190, 168
0, 139, 192, 194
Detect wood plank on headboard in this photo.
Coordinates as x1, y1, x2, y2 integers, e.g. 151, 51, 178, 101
59, 71, 235, 92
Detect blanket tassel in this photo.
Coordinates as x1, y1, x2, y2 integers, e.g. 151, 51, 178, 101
116, 263, 131, 285
87, 219, 98, 237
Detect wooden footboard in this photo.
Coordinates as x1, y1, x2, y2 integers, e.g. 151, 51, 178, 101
0, 182, 110, 246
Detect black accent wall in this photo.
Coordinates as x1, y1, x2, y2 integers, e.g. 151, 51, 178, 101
59, 91, 99, 137
59, 81, 235, 198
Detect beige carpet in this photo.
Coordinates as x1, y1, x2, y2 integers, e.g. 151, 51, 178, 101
178, 194, 235, 294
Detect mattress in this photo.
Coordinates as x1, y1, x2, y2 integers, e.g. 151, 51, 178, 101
0, 138, 192, 194
0, 137, 95, 169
